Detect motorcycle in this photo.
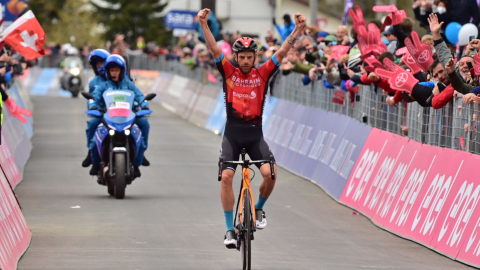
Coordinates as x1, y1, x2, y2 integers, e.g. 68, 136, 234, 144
60, 56, 84, 98
82, 90, 156, 199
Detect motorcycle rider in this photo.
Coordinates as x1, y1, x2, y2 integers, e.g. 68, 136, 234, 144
88, 55, 150, 178
82, 49, 110, 168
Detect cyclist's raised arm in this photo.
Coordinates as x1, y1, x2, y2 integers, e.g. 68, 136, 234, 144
198, 9, 222, 59
274, 13, 306, 63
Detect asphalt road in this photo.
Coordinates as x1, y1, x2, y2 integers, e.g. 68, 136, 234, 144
15, 96, 475, 269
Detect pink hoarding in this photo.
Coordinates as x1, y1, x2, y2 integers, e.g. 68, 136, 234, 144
0, 133, 22, 188
0, 154, 30, 270
340, 128, 480, 268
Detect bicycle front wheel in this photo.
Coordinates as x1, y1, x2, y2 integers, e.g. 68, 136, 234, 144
241, 191, 252, 270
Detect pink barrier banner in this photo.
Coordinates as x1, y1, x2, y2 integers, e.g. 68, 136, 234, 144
340, 128, 480, 268
0, 163, 31, 270
0, 133, 31, 270
0, 133, 22, 188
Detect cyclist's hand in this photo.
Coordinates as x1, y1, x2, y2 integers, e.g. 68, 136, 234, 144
198, 9, 210, 25
294, 13, 306, 32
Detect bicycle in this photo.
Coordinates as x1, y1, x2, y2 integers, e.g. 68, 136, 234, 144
218, 148, 275, 270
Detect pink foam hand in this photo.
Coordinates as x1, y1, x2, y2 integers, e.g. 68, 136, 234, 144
373, 5, 398, 12
348, 5, 366, 32
330, 45, 350, 60
395, 47, 408, 56
363, 56, 385, 72
474, 53, 480, 75
375, 58, 419, 94
357, 23, 387, 58
4, 97, 32, 124
391, 10, 407, 25
401, 50, 423, 74
405, 31, 433, 72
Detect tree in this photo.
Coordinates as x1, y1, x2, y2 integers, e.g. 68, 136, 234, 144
89, 0, 172, 47
27, 0, 66, 38
29, 0, 104, 48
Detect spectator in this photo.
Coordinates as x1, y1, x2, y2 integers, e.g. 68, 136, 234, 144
383, 26, 398, 54
273, 14, 295, 43
336, 25, 350, 45
369, 19, 383, 30
137, 36, 146, 51
392, 17, 414, 50
317, 32, 329, 44
422, 34, 434, 50
429, 13, 473, 94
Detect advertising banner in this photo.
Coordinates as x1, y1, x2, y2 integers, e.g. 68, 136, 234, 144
130, 70, 160, 94
275, 102, 309, 171
164, 10, 198, 30
187, 85, 220, 128
0, 132, 21, 187
296, 107, 327, 179
151, 72, 173, 103
0, 159, 31, 270
262, 96, 278, 131
162, 75, 189, 113
2, 107, 31, 175
324, 117, 372, 199
205, 91, 226, 134
263, 99, 297, 163
0, 0, 27, 30
340, 128, 480, 267
177, 80, 202, 119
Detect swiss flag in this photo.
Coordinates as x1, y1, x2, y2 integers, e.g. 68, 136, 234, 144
2, 10, 45, 60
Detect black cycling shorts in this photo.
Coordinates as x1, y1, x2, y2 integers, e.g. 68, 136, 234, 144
219, 126, 275, 172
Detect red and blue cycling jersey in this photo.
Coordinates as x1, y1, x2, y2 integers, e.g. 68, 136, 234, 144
215, 52, 280, 127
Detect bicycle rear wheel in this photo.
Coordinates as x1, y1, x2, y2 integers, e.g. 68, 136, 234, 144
241, 191, 252, 270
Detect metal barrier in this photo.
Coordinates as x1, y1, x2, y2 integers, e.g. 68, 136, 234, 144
97, 53, 480, 155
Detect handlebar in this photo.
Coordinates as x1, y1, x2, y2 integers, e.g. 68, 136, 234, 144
218, 153, 275, 181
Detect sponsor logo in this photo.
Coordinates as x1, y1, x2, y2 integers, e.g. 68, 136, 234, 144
105, 90, 132, 97
346, 141, 387, 201
438, 178, 480, 248
389, 156, 436, 227
233, 91, 257, 99
418, 50, 431, 64
231, 75, 261, 87
395, 72, 408, 87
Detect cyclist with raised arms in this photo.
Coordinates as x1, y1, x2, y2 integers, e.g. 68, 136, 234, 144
197, 8, 306, 248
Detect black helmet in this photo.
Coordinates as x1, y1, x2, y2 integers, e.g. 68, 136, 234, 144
232, 37, 258, 53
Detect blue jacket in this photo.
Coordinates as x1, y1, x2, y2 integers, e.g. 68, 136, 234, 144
275, 22, 295, 43
470, 86, 480, 95
89, 77, 146, 109
88, 75, 108, 93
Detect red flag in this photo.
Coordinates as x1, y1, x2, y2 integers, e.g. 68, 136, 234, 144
2, 10, 46, 60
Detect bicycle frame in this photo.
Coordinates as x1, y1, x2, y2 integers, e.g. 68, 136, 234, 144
238, 166, 256, 223
218, 148, 275, 228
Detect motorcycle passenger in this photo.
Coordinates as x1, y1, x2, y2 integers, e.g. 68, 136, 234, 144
88, 55, 150, 179
82, 49, 110, 168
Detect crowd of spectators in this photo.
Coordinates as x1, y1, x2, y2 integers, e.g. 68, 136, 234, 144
163, 2, 480, 138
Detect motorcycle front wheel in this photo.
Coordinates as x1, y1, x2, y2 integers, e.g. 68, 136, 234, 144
114, 153, 126, 199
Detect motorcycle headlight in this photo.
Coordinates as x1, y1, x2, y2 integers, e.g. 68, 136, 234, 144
109, 130, 115, 136
70, 68, 80, 76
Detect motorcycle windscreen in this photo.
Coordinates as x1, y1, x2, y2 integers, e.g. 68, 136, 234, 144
102, 90, 135, 126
